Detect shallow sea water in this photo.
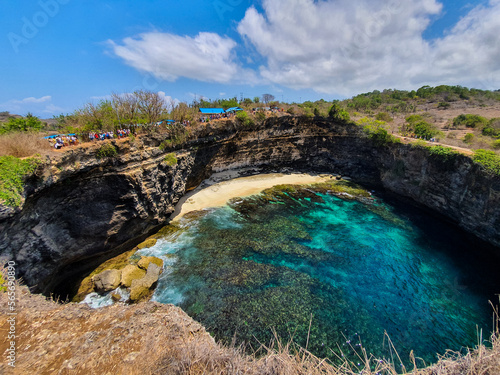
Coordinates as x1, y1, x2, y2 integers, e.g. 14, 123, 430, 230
139, 186, 500, 367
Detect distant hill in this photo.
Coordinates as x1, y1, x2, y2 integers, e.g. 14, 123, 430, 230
0, 111, 22, 123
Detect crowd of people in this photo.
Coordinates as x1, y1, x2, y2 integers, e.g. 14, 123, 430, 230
88, 128, 132, 141
49, 135, 78, 149
47, 128, 136, 150
199, 112, 237, 123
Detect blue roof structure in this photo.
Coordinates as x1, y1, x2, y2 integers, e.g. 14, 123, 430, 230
226, 107, 243, 112
199, 108, 225, 114
43, 134, 76, 139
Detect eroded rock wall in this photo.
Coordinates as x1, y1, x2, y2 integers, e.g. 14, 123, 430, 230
1, 116, 499, 295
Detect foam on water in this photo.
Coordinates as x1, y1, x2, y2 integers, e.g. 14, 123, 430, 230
82, 287, 130, 308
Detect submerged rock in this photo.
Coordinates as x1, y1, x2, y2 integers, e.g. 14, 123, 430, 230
93, 269, 121, 293
130, 263, 162, 302
137, 238, 157, 249
137, 256, 164, 270
120, 265, 146, 288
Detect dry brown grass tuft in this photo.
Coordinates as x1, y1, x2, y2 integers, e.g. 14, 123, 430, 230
0, 132, 52, 157
144, 303, 500, 375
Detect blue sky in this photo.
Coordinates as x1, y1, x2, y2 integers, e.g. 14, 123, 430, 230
1, 0, 499, 118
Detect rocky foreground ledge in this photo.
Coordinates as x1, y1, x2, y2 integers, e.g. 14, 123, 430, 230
1, 285, 499, 375
0, 286, 215, 375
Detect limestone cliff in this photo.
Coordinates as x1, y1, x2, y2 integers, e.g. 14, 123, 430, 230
1, 116, 499, 296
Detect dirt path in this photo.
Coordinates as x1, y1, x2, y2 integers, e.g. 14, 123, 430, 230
393, 134, 475, 155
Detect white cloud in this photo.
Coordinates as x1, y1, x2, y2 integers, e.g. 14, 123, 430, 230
0, 95, 61, 116
42, 104, 65, 114
12, 96, 52, 105
106, 1, 500, 95
109, 31, 255, 84
414, 0, 500, 89
158, 91, 180, 110
236, 0, 500, 95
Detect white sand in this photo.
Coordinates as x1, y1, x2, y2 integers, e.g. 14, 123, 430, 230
170, 172, 333, 221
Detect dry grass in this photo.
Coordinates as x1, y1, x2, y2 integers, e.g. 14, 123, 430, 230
146, 305, 500, 375
0, 132, 52, 157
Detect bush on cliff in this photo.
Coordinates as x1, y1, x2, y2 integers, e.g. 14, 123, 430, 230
159, 123, 190, 150
236, 111, 255, 128
472, 149, 500, 175
328, 102, 351, 123
0, 155, 41, 207
164, 153, 177, 167
359, 118, 400, 147
96, 143, 117, 159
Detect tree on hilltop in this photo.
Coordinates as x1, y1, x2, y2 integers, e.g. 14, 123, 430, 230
262, 94, 275, 105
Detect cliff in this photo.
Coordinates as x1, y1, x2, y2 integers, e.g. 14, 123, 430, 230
0, 286, 216, 374
1, 116, 499, 296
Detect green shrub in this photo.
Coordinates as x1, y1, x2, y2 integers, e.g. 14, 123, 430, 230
0, 155, 42, 207
96, 143, 117, 159
463, 133, 475, 144
472, 149, 500, 175
368, 128, 400, 147
328, 102, 350, 123
0, 114, 44, 134
159, 124, 190, 150
236, 111, 255, 128
453, 114, 488, 129
159, 139, 172, 151
358, 117, 387, 130
403, 115, 439, 139
437, 102, 451, 109
492, 140, 500, 149
482, 118, 500, 138
255, 112, 266, 122
428, 145, 459, 163
375, 112, 393, 122
411, 139, 429, 148
164, 153, 177, 167
413, 121, 439, 139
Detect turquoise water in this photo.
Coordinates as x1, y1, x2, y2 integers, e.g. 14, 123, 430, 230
140, 185, 499, 367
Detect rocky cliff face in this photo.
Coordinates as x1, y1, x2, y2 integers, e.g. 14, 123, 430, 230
1, 116, 499, 296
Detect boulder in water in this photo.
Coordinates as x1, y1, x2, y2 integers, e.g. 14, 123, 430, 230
92, 269, 121, 293
137, 256, 163, 270
129, 263, 162, 302
120, 265, 146, 288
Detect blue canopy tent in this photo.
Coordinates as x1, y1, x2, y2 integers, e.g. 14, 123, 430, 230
43, 133, 76, 139
199, 108, 225, 114
225, 107, 243, 113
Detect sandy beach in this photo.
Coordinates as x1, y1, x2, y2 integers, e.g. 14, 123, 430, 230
170, 171, 334, 221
